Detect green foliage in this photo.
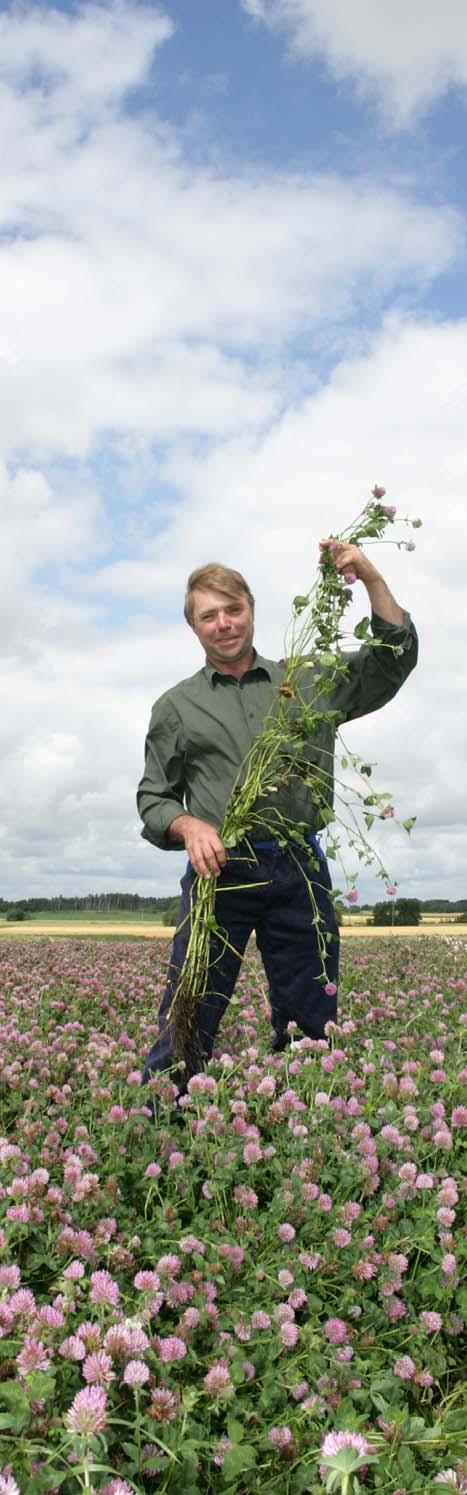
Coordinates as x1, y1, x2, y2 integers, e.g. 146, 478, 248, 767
353, 614, 371, 640
0, 893, 176, 915
163, 896, 182, 926
373, 898, 422, 925
0, 1379, 31, 1433
221, 1443, 257, 1480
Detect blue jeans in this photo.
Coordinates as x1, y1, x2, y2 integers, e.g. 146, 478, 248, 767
142, 842, 339, 1082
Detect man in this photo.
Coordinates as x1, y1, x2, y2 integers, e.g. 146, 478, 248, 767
137, 540, 417, 1084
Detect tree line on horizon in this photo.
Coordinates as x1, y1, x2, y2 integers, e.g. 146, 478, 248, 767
0, 893, 174, 914
2, 892, 467, 927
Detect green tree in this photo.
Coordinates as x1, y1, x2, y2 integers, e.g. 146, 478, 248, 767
163, 897, 181, 926
373, 898, 421, 926
372, 901, 392, 925
396, 898, 421, 925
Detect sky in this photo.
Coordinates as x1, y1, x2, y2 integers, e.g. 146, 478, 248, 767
1, 0, 467, 904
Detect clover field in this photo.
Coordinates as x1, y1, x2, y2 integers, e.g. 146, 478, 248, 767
0, 935, 466, 1495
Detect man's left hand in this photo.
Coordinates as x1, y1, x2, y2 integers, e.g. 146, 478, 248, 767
319, 539, 381, 585
319, 539, 404, 626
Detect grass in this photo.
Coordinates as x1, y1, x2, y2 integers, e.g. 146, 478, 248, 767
0, 909, 167, 924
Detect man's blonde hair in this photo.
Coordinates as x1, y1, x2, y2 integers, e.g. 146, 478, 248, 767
184, 563, 255, 627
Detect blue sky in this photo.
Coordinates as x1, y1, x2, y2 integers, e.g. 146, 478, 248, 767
154, 0, 360, 162
1, 0, 467, 903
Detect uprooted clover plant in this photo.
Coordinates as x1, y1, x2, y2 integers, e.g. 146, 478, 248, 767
170, 487, 420, 1073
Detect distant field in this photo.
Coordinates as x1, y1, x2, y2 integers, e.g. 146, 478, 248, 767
342, 910, 465, 926
0, 910, 169, 938
1, 913, 466, 939
0, 908, 166, 923
341, 922, 467, 937
0, 922, 172, 939
1, 908, 464, 929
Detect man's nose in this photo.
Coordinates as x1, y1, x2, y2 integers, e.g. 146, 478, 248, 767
218, 612, 232, 630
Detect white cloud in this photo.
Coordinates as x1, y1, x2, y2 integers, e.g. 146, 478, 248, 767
0, 2, 466, 904
242, 0, 467, 125
0, 461, 104, 675
0, 3, 462, 458
1, 164, 459, 453
4, 312, 467, 902
0, 2, 173, 106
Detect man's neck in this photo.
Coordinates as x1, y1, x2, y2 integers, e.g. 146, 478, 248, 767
207, 647, 255, 679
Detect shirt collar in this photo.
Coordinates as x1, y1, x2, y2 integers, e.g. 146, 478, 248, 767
205, 648, 273, 687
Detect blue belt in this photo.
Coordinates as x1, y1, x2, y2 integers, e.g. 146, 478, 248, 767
250, 834, 325, 857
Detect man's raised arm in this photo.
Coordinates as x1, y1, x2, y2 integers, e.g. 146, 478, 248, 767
319, 538, 404, 625
318, 537, 418, 722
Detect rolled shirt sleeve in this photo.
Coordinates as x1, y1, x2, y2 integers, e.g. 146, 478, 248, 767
137, 698, 186, 850
332, 609, 418, 722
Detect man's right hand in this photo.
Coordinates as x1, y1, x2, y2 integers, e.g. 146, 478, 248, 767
168, 815, 227, 878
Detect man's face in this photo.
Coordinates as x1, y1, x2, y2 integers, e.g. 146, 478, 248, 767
190, 587, 255, 673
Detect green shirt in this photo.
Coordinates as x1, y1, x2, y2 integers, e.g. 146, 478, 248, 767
137, 610, 418, 849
